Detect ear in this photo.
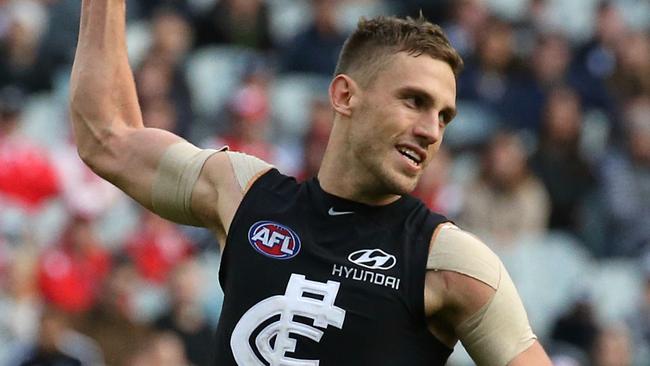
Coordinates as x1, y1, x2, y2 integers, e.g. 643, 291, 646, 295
329, 74, 359, 117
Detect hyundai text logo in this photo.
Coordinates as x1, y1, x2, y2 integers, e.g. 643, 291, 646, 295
347, 249, 396, 270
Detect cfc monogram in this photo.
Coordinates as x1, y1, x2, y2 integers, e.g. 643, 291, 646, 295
230, 274, 346, 365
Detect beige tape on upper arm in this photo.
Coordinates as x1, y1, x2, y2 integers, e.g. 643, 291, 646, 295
224, 151, 273, 192
428, 225, 536, 366
151, 142, 220, 226
456, 267, 536, 366
427, 224, 500, 289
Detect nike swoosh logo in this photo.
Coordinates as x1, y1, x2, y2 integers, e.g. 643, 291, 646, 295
328, 207, 355, 216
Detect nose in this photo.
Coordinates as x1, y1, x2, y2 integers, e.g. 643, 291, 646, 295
413, 114, 442, 147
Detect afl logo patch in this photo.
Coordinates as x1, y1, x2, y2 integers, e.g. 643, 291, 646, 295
248, 221, 301, 260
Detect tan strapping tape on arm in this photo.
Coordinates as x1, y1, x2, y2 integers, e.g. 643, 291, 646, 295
427, 224, 500, 289
225, 151, 273, 192
151, 142, 220, 226
428, 225, 536, 366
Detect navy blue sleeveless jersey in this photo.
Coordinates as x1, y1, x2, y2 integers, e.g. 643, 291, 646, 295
213, 169, 453, 365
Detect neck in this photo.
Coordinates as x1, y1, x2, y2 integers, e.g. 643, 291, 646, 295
317, 123, 401, 206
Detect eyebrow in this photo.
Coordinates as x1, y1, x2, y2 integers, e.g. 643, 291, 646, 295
397, 86, 457, 121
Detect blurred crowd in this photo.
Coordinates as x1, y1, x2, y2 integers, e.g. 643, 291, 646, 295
0, 0, 648, 365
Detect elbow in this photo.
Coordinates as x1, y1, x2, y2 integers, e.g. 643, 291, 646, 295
76, 142, 102, 172
75, 130, 117, 177
70, 112, 125, 179
76, 133, 125, 182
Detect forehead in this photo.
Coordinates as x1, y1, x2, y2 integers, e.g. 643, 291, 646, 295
370, 52, 457, 105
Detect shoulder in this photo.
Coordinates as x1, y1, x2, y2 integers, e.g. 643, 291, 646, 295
428, 223, 501, 289
426, 225, 540, 365
424, 224, 498, 346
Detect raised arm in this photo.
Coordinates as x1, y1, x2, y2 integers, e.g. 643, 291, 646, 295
68, 0, 239, 236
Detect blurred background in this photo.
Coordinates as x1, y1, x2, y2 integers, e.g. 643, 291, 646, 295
0, 0, 648, 365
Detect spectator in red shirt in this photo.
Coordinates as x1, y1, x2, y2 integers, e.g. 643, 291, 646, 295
125, 210, 194, 284
0, 86, 60, 211
38, 215, 111, 314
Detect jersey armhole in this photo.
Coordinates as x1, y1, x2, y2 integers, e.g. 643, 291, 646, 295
224, 151, 274, 194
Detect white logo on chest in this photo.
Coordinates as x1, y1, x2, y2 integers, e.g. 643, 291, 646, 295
231, 274, 346, 365
348, 248, 396, 270
328, 207, 354, 216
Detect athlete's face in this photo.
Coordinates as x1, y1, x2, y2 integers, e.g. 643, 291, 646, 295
348, 53, 457, 196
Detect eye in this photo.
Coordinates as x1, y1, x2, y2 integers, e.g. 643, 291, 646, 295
438, 112, 447, 125
439, 111, 453, 125
405, 95, 424, 109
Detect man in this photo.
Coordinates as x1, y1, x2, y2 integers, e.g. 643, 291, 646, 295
69, 1, 551, 365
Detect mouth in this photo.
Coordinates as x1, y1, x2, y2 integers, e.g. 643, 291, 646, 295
396, 145, 425, 167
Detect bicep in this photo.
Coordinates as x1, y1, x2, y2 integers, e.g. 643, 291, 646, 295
87, 126, 182, 211
86, 127, 230, 229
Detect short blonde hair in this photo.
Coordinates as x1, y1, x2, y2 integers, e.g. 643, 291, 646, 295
334, 15, 463, 87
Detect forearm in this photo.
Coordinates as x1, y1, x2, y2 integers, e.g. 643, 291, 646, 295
68, 0, 181, 210
69, 0, 142, 166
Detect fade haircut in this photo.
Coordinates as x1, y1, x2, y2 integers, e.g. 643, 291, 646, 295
334, 15, 463, 87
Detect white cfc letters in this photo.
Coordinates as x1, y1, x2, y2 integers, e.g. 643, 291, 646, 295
231, 274, 346, 365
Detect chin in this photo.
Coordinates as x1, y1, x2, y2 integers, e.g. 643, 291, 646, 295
380, 171, 419, 196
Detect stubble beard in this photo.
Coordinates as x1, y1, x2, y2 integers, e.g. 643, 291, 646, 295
349, 101, 420, 198
357, 148, 420, 198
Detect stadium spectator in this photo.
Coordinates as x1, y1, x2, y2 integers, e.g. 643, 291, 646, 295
513, 0, 554, 40
457, 17, 520, 127
38, 215, 111, 314
574, 2, 626, 83
503, 33, 576, 133
127, 331, 191, 366
10, 304, 105, 365
571, 1, 624, 125
135, 10, 194, 138
280, 0, 347, 75
204, 71, 278, 164
413, 146, 464, 217
10, 306, 82, 366
124, 210, 193, 285
194, 0, 273, 51
459, 130, 550, 246
550, 295, 600, 359
297, 99, 333, 181
0, 243, 42, 362
530, 87, 595, 232
40, 0, 83, 79
591, 323, 633, 366
154, 259, 212, 366
0, 0, 54, 93
76, 259, 153, 366
609, 31, 650, 101
0, 86, 60, 211
599, 96, 650, 256
149, 7, 194, 66
626, 253, 650, 364
394, 0, 450, 25
441, 0, 489, 58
